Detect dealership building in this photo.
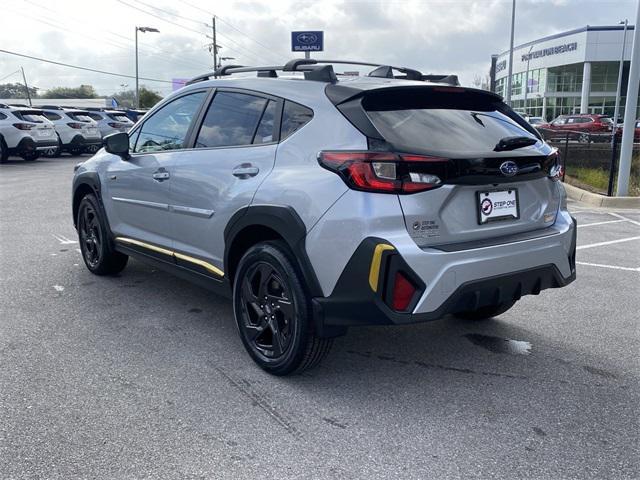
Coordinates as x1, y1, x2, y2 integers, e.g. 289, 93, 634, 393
491, 25, 635, 122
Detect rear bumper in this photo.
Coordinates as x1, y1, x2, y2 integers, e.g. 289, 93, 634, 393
16, 137, 58, 152
313, 212, 576, 332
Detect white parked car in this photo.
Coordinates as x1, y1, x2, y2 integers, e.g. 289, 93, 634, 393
84, 108, 134, 137
0, 104, 58, 162
39, 106, 102, 156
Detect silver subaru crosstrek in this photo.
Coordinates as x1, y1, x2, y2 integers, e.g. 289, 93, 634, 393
72, 60, 576, 375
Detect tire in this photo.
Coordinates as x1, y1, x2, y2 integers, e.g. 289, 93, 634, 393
233, 241, 333, 375
77, 194, 128, 275
578, 133, 589, 144
21, 151, 39, 161
454, 301, 516, 321
0, 138, 8, 163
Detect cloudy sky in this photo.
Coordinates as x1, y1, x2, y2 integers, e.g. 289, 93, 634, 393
0, 0, 636, 96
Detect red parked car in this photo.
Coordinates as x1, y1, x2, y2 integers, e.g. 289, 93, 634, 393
537, 114, 613, 143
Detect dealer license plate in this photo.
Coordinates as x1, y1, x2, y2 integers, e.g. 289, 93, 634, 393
477, 189, 519, 224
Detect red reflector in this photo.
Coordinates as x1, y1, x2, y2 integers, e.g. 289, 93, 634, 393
392, 272, 416, 311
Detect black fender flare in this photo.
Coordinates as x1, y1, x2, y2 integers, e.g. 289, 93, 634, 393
224, 205, 323, 298
72, 171, 107, 231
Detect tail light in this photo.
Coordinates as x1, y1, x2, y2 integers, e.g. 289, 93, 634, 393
318, 151, 447, 194
107, 122, 126, 128
546, 150, 563, 181
12, 123, 34, 130
67, 122, 84, 129
392, 272, 416, 311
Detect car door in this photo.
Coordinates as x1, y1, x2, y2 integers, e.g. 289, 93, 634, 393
167, 88, 281, 276
103, 90, 208, 250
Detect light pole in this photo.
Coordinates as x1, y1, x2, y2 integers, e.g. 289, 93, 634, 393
135, 26, 159, 108
607, 19, 628, 196
505, 0, 516, 106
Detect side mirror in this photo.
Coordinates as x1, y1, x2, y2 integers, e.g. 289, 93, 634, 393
103, 132, 130, 160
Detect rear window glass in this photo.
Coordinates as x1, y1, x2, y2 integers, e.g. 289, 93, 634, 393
364, 89, 538, 157
12, 111, 48, 123
86, 113, 103, 121
67, 112, 93, 122
0, 112, 6, 120
107, 113, 131, 123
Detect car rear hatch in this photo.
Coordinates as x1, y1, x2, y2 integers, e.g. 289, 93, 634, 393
12, 110, 56, 140
326, 84, 561, 248
67, 111, 101, 139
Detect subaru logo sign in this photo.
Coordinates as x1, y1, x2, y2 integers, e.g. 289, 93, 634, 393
499, 161, 519, 177
291, 31, 324, 52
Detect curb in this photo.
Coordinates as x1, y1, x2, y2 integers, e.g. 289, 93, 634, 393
563, 182, 640, 209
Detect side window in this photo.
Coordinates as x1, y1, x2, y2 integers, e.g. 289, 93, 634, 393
195, 91, 268, 148
280, 101, 313, 139
566, 117, 576, 124
43, 112, 61, 121
134, 91, 206, 153
0, 112, 6, 120
253, 100, 277, 144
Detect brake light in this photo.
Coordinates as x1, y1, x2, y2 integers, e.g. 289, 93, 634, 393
107, 122, 125, 128
546, 150, 563, 181
67, 122, 84, 129
12, 123, 34, 130
392, 272, 416, 311
318, 151, 447, 194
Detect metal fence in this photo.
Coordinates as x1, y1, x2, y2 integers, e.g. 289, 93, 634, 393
536, 128, 640, 197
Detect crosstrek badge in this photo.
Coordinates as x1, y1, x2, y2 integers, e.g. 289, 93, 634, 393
478, 189, 519, 224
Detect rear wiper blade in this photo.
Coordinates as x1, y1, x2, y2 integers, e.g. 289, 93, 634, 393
493, 136, 537, 152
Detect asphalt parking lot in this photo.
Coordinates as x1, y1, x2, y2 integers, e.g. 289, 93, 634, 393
1, 155, 639, 479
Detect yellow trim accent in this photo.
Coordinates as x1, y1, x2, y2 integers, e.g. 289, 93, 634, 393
115, 237, 224, 278
368, 243, 395, 292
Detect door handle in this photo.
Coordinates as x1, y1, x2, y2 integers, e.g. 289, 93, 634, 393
232, 163, 259, 179
152, 169, 170, 181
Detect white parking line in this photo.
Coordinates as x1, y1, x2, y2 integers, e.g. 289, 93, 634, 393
577, 261, 640, 272
578, 219, 627, 228
576, 235, 640, 250
52, 233, 77, 245
607, 212, 640, 227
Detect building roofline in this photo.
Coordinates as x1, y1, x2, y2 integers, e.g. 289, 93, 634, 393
495, 25, 635, 58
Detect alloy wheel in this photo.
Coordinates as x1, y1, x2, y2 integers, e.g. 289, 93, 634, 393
239, 262, 295, 359
79, 204, 102, 268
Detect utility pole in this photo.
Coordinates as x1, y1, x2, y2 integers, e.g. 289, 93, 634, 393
20, 66, 32, 107
505, 0, 516, 106
607, 19, 628, 196
135, 26, 139, 108
212, 16, 218, 76
616, 3, 640, 196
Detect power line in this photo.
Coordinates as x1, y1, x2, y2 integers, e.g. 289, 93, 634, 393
118, 0, 275, 64
11, 3, 211, 73
0, 70, 21, 82
21, 0, 212, 72
0, 49, 173, 84
177, 0, 288, 63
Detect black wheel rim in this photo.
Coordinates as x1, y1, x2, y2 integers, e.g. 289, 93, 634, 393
239, 262, 295, 359
79, 204, 102, 268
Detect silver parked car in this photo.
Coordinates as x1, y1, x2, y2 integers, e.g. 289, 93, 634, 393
84, 108, 134, 137
0, 104, 58, 162
72, 60, 576, 375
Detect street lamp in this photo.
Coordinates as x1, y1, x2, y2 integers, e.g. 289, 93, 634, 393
135, 26, 159, 108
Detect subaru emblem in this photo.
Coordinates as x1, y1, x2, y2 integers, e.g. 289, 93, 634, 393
499, 161, 519, 177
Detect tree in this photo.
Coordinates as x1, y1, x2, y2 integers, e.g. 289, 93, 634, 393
110, 85, 163, 108
0, 82, 38, 99
40, 85, 98, 99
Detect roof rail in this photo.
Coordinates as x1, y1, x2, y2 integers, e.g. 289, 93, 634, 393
185, 59, 459, 86
38, 105, 64, 110
9, 103, 30, 108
